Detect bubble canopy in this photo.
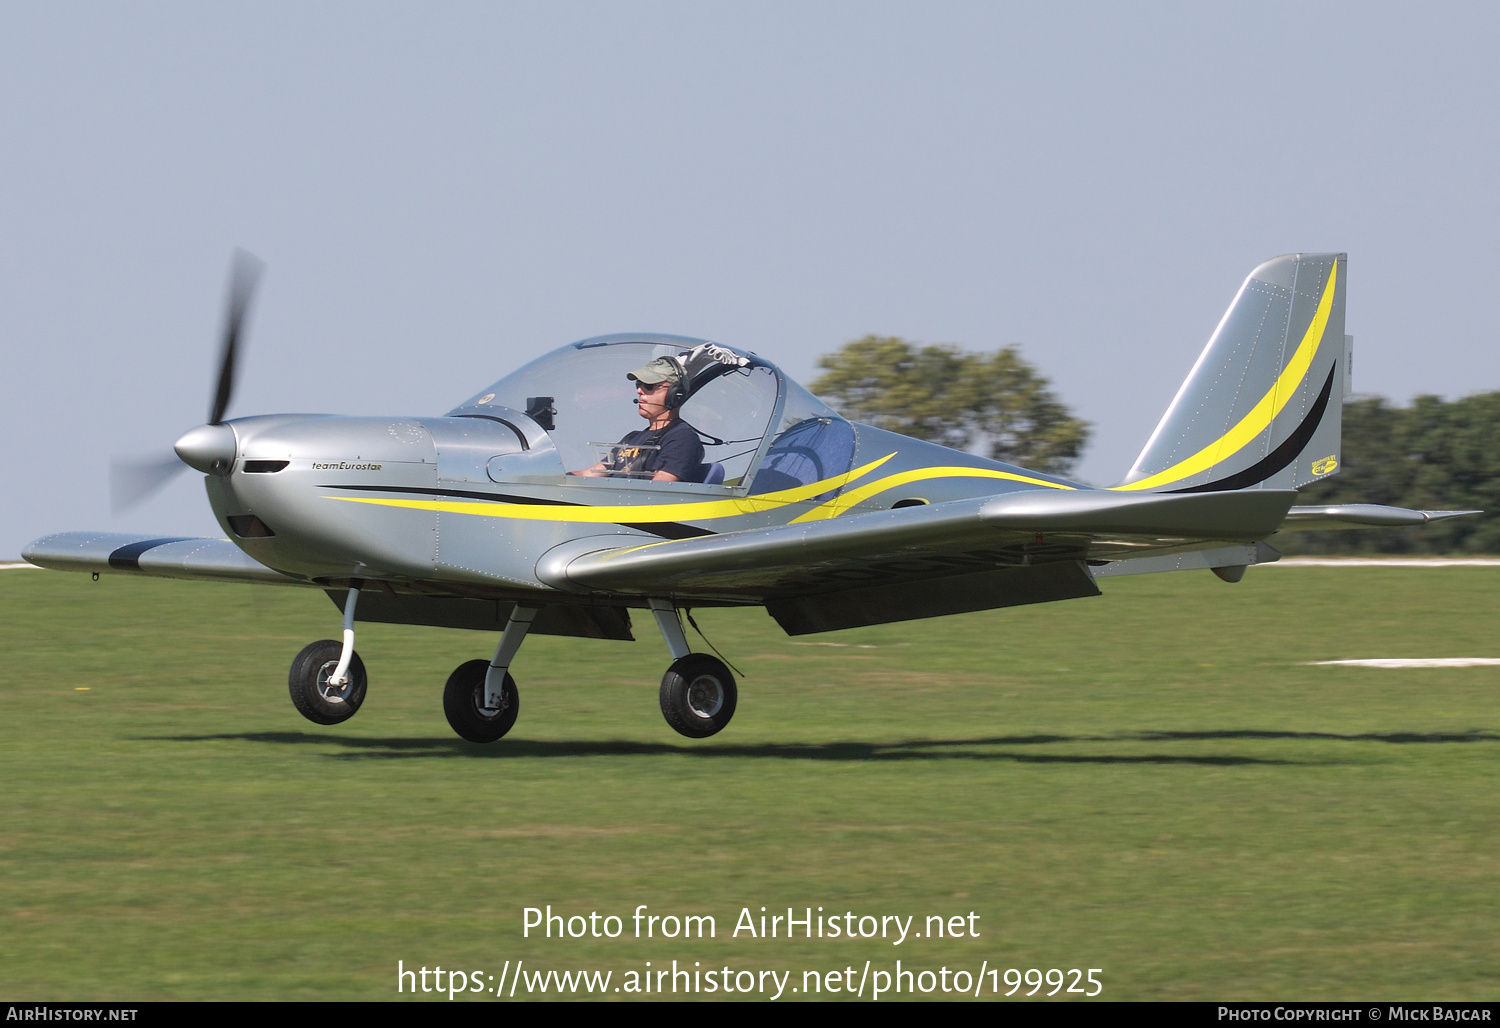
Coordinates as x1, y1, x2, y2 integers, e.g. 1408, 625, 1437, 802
452, 335, 853, 491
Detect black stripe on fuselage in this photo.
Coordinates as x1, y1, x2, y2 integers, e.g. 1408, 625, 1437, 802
617, 522, 716, 539
322, 484, 717, 540
108, 537, 194, 570
324, 484, 581, 506
1169, 364, 1337, 494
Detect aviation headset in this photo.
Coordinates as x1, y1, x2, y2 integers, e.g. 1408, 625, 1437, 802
631, 355, 690, 411
662, 356, 690, 410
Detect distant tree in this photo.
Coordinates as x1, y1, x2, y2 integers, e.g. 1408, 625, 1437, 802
1281, 392, 1500, 554
811, 336, 1090, 476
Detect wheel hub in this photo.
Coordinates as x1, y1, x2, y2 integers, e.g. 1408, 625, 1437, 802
685, 674, 724, 718
315, 660, 353, 704
476, 683, 509, 718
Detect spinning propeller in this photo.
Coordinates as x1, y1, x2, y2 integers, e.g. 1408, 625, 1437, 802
109, 251, 265, 512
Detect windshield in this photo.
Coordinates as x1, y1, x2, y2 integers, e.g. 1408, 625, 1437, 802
454, 338, 781, 485
748, 376, 857, 494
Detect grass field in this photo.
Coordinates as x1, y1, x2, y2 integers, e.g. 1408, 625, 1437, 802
1, 565, 1497, 1001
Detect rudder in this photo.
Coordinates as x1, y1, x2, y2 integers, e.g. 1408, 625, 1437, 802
1118, 253, 1349, 493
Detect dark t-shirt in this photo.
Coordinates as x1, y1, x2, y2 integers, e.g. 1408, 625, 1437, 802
611, 418, 705, 481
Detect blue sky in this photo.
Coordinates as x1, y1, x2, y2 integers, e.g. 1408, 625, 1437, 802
4, 2, 1497, 555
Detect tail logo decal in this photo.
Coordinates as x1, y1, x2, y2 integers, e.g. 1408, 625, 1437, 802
1115, 258, 1340, 492
1311, 456, 1338, 476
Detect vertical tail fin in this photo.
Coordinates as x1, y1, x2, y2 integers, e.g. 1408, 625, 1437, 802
1117, 253, 1348, 493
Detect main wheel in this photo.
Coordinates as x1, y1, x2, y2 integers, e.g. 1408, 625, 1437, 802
659, 654, 737, 738
288, 639, 367, 725
443, 659, 519, 743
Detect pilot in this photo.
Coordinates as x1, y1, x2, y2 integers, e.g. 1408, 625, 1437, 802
572, 356, 705, 482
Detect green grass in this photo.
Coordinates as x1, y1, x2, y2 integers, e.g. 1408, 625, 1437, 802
1, 567, 1497, 1000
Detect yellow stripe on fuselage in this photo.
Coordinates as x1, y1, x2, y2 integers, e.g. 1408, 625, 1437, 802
1114, 258, 1339, 492
328, 453, 897, 524
790, 466, 1074, 523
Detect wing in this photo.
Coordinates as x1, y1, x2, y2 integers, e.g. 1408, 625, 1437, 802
22, 532, 311, 586
537, 488, 1299, 633
21, 532, 636, 640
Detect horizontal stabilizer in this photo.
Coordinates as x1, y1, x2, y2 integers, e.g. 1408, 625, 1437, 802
1280, 505, 1482, 530
22, 532, 307, 586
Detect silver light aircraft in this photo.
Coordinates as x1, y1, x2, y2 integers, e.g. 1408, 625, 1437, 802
24, 252, 1475, 742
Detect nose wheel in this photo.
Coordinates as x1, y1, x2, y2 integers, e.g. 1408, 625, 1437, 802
288, 639, 367, 725
659, 654, 737, 738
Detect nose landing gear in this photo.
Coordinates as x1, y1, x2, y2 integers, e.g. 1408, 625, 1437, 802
288, 638, 367, 724
289, 582, 367, 725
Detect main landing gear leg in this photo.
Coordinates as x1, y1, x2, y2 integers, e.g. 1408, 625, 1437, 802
288, 580, 368, 725
650, 598, 737, 739
443, 605, 534, 743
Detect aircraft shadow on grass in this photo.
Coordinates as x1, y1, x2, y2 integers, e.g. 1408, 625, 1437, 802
141, 728, 1499, 765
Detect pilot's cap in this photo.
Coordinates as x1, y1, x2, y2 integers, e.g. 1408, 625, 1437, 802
626, 356, 683, 387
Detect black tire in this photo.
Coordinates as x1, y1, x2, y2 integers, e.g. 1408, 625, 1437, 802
443, 659, 519, 743
659, 654, 737, 738
288, 639, 367, 725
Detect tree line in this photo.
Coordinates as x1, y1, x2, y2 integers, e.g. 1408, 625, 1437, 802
812, 336, 1089, 475
813, 336, 1498, 553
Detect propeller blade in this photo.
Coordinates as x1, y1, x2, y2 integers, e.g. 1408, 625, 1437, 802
209, 249, 265, 426
110, 454, 188, 514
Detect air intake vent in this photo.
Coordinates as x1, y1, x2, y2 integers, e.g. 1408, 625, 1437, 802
227, 515, 275, 538
242, 460, 289, 474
